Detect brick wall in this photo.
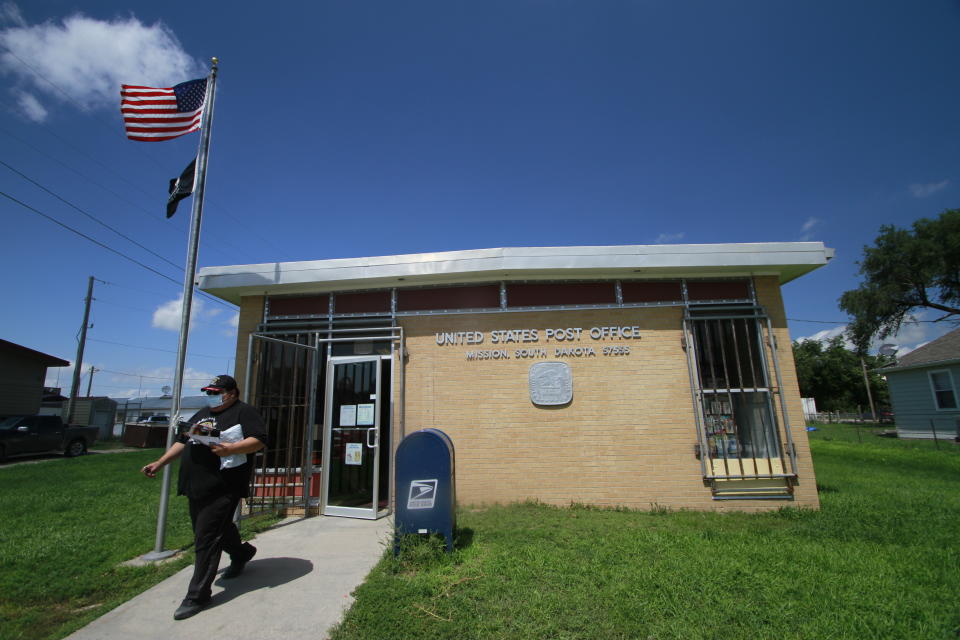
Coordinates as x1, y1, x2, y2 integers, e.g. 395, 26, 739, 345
396, 281, 819, 511
236, 295, 264, 402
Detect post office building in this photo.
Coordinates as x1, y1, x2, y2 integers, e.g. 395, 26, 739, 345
196, 242, 832, 519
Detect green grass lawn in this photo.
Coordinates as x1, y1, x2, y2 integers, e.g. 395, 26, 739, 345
0, 450, 275, 640
2, 430, 958, 639
331, 424, 960, 640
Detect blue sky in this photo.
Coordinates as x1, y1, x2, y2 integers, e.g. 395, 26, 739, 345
1, 1, 958, 399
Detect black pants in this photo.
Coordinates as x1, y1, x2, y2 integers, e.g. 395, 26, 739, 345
185, 492, 244, 602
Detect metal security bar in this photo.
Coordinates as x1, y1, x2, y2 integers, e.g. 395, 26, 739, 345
244, 332, 318, 517
683, 306, 797, 497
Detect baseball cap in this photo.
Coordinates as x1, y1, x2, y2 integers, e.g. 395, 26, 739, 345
201, 374, 238, 393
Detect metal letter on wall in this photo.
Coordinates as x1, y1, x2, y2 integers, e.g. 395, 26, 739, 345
529, 362, 573, 406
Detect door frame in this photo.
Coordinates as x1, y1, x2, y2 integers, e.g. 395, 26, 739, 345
321, 354, 390, 519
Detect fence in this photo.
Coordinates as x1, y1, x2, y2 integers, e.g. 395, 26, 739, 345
807, 411, 893, 424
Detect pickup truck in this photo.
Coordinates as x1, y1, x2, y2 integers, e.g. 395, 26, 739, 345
0, 415, 99, 461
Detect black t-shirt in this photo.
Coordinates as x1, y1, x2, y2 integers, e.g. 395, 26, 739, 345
176, 400, 268, 500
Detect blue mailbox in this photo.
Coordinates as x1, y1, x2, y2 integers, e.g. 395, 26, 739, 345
394, 428, 456, 553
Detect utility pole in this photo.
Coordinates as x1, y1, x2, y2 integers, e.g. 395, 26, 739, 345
860, 357, 877, 422
85, 365, 99, 396
66, 276, 95, 424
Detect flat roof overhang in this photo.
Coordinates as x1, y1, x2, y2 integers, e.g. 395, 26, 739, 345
196, 242, 834, 306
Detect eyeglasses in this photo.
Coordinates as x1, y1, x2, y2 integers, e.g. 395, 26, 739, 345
204, 390, 222, 396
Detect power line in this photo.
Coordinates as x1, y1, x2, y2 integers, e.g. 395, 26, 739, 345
0, 51, 284, 256
93, 299, 159, 314
1, 47, 168, 171
2, 188, 185, 284
0, 124, 170, 222
0, 188, 234, 309
99, 367, 210, 381
0, 158, 182, 272
88, 337, 235, 360
0, 120, 256, 265
788, 318, 938, 324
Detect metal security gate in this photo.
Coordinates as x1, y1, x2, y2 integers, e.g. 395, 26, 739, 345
241, 319, 403, 518
243, 333, 319, 517
683, 306, 799, 499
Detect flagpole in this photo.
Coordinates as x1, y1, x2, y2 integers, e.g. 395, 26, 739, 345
144, 58, 219, 560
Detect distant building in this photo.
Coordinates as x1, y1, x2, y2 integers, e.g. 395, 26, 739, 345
112, 394, 211, 447
0, 339, 69, 417
881, 328, 960, 439
113, 395, 210, 427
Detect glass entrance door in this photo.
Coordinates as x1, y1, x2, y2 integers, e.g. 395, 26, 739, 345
322, 356, 385, 518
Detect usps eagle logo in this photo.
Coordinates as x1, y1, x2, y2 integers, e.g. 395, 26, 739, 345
407, 479, 438, 509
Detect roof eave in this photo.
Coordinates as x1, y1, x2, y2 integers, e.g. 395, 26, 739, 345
196, 242, 834, 306
880, 357, 960, 375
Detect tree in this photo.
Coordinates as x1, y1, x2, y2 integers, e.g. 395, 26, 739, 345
792, 336, 891, 413
839, 209, 960, 351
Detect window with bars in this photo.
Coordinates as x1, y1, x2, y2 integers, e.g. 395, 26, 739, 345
685, 310, 792, 485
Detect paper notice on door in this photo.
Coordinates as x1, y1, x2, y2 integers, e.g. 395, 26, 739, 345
356, 403, 375, 426
345, 442, 363, 465
339, 405, 357, 427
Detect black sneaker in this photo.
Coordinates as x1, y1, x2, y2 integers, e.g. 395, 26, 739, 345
222, 543, 256, 579
173, 597, 208, 620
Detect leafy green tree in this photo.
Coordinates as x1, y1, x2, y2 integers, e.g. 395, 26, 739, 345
840, 209, 960, 351
793, 336, 891, 412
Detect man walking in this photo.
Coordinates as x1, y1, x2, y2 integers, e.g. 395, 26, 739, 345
141, 374, 267, 620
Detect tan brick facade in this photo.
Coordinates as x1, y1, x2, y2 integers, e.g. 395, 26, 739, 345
394, 277, 819, 511
234, 295, 264, 400
234, 276, 819, 513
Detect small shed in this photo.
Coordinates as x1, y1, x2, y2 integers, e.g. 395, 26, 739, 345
881, 328, 960, 439
0, 339, 69, 417
70, 397, 119, 439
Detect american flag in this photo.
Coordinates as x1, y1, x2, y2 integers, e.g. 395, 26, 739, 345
120, 78, 207, 142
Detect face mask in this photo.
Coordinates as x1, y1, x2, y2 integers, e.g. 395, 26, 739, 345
204, 394, 223, 408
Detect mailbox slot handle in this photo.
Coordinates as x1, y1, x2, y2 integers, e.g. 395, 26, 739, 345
366, 427, 378, 449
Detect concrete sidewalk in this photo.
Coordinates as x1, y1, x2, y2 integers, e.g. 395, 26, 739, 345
67, 515, 393, 640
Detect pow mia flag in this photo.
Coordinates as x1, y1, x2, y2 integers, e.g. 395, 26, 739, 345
166, 158, 197, 218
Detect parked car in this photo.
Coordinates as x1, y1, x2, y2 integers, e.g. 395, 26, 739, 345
0, 415, 99, 461
139, 414, 170, 425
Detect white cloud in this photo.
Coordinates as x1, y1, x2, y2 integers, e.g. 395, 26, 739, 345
110, 366, 218, 399
656, 232, 685, 244
795, 324, 849, 346
223, 312, 239, 337
910, 180, 950, 198
0, 6, 202, 119
1, 2, 26, 27
794, 311, 957, 356
798, 217, 820, 241
14, 88, 46, 121
152, 296, 211, 331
